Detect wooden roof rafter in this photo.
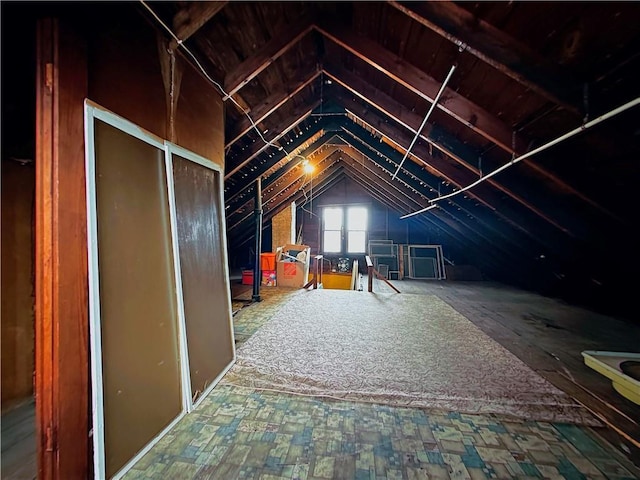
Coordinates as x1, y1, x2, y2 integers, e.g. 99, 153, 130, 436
224, 99, 323, 180
169, 1, 228, 52
337, 120, 580, 261
228, 144, 342, 219
223, 13, 315, 99
330, 92, 581, 238
225, 126, 335, 211
225, 68, 321, 148
386, 1, 580, 114
314, 19, 526, 155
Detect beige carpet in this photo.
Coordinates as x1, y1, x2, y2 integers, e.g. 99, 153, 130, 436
222, 290, 599, 425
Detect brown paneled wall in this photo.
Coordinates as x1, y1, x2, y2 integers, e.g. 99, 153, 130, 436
87, 5, 224, 168
176, 66, 224, 167
33, 6, 226, 478
1, 160, 35, 410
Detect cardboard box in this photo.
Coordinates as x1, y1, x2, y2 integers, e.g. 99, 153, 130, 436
261, 270, 277, 286
276, 244, 311, 287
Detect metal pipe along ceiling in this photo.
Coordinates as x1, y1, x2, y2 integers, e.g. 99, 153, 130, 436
391, 64, 457, 181
401, 96, 640, 219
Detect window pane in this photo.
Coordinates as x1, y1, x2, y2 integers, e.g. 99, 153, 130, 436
323, 231, 341, 253
348, 231, 366, 253
348, 207, 367, 230
323, 207, 343, 230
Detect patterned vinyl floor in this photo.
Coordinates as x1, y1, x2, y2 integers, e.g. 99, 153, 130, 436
125, 287, 640, 480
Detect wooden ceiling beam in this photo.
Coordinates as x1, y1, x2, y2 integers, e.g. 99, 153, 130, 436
344, 105, 547, 219
224, 99, 322, 180
170, 1, 228, 51
224, 115, 329, 211
327, 78, 588, 240
340, 144, 542, 260
225, 68, 321, 148
387, 1, 580, 114
315, 20, 527, 155
228, 146, 342, 220
323, 66, 611, 224
338, 122, 578, 260
223, 15, 314, 99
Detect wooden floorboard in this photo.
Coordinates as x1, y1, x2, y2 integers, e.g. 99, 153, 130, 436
3, 278, 639, 476
379, 277, 640, 467
1, 398, 36, 480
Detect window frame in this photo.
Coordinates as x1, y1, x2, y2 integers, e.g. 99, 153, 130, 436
321, 204, 368, 255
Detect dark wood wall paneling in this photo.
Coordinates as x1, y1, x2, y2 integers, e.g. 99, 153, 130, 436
88, 5, 224, 166
1, 160, 36, 409
176, 67, 225, 167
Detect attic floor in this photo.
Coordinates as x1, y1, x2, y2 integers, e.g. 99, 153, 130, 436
2, 280, 639, 479
124, 279, 640, 480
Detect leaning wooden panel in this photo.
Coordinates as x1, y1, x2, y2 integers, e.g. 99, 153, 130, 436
92, 119, 183, 478
171, 152, 235, 404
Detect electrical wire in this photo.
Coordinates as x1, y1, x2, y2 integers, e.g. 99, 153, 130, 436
141, 0, 322, 218
140, 0, 284, 151
401, 95, 640, 219
298, 172, 319, 218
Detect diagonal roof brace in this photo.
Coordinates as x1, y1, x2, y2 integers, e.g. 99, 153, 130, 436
391, 64, 456, 180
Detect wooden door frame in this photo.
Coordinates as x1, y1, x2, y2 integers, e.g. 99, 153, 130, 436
35, 18, 90, 479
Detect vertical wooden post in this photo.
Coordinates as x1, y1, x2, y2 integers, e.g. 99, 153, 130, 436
252, 177, 262, 302
366, 255, 374, 292
36, 18, 89, 480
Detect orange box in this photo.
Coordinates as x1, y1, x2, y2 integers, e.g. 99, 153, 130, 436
260, 252, 277, 271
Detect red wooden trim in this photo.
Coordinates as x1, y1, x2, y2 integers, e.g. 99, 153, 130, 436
36, 18, 56, 480
36, 18, 90, 480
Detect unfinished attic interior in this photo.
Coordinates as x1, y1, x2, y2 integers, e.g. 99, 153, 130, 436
1, 1, 640, 479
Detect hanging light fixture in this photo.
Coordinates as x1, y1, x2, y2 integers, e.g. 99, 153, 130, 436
302, 159, 314, 174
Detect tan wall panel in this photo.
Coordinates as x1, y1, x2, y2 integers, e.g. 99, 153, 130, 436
172, 155, 233, 401
1, 161, 35, 409
272, 203, 296, 252
94, 120, 182, 478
